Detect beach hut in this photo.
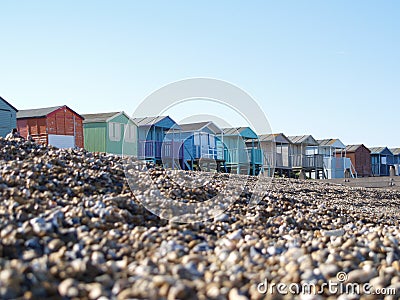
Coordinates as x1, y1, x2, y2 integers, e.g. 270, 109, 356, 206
370, 147, 394, 176
0, 96, 18, 138
258, 133, 292, 177
179, 121, 225, 171
17, 105, 84, 148
309, 139, 355, 179
134, 116, 182, 168
82, 112, 137, 156
390, 148, 400, 176
338, 145, 371, 178
288, 135, 325, 179
221, 127, 262, 175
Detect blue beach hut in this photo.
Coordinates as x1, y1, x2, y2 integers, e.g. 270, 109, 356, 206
370, 147, 394, 176
390, 148, 400, 175
133, 116, 182, 168
178, 121, 225, 171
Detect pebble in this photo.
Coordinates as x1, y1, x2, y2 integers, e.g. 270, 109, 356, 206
319, 263, 339, 278
321, 229, 345, 237
347, 269, 377, 283
229, 288, 249, 300
58, 278, 78, 297
87, 283, 103, 299
227, 229, 243, 241
215, 213, 229, 222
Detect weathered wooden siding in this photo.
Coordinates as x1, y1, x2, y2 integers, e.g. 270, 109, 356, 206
138, 126, 164, 142
355, 147, 371, 177
180, 131, 221, 161
75, 118, 84, 148
260, 141, 291, 169
84, 123, 106, 153
47, 107, 84, 148
0, 99, 17, 137
17, 117, 47, 144
137, 126, 174, 159
223, 136, 249, 164
83, 113, 137, 156
106, 114, 137, 155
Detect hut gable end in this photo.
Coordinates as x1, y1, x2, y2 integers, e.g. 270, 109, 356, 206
0, 96, 18, 138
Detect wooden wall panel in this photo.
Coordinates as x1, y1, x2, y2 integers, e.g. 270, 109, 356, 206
37, 118, 47, 134
55, 110, 66, 135
65, 110, 74, 135
47, 115, 57, 134
17, 118, 48, 144
75, 118, 84, 148
17, 119, 28, 138
355, 147, 371, 177
27, 119, 38, 135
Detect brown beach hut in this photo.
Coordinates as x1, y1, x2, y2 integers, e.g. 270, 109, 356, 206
338, 144, 371, 177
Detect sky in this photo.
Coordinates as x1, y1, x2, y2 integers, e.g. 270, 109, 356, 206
0, 1, 399, 147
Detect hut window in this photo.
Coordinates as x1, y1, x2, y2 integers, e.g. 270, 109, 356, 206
201, 133, 208, 145
194, 133, 200, 145
124, 124, 136, 142
209, 135, 215, 147
109, 122, 121, 141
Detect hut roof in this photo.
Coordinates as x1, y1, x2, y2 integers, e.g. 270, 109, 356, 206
133, 116, 166, 126
179, 121, 222, 134
369, 147, 393, 155
259, 133, 291, 144
317, 139, 345, 149
222, 127, 258, 139
390, 148, 400, 155
17, 105, 83, 119
287, 135, 318, 146
0, 96, 18, 112
82, 112, 131, 124
343, 144, 368, 153
222, 127, 248, 135
133, 116, 179, 129
17, 106, 62, 118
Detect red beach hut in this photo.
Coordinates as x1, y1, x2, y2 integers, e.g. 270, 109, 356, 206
17, 105, 84, 148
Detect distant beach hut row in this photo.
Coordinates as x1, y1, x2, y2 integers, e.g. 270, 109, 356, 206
1, 98, 399, 178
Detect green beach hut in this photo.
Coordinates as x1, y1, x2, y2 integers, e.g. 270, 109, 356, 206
82, 111, 137, 156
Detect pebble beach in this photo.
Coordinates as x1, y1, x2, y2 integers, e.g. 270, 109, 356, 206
1, 138, 400, 300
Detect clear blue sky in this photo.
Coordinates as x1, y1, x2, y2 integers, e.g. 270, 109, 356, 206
1, 1, 399, 147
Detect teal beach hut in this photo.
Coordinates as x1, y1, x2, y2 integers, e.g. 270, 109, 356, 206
82, 111, 137, 156
0, 96, 18, 138
221, 127, 263, 175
